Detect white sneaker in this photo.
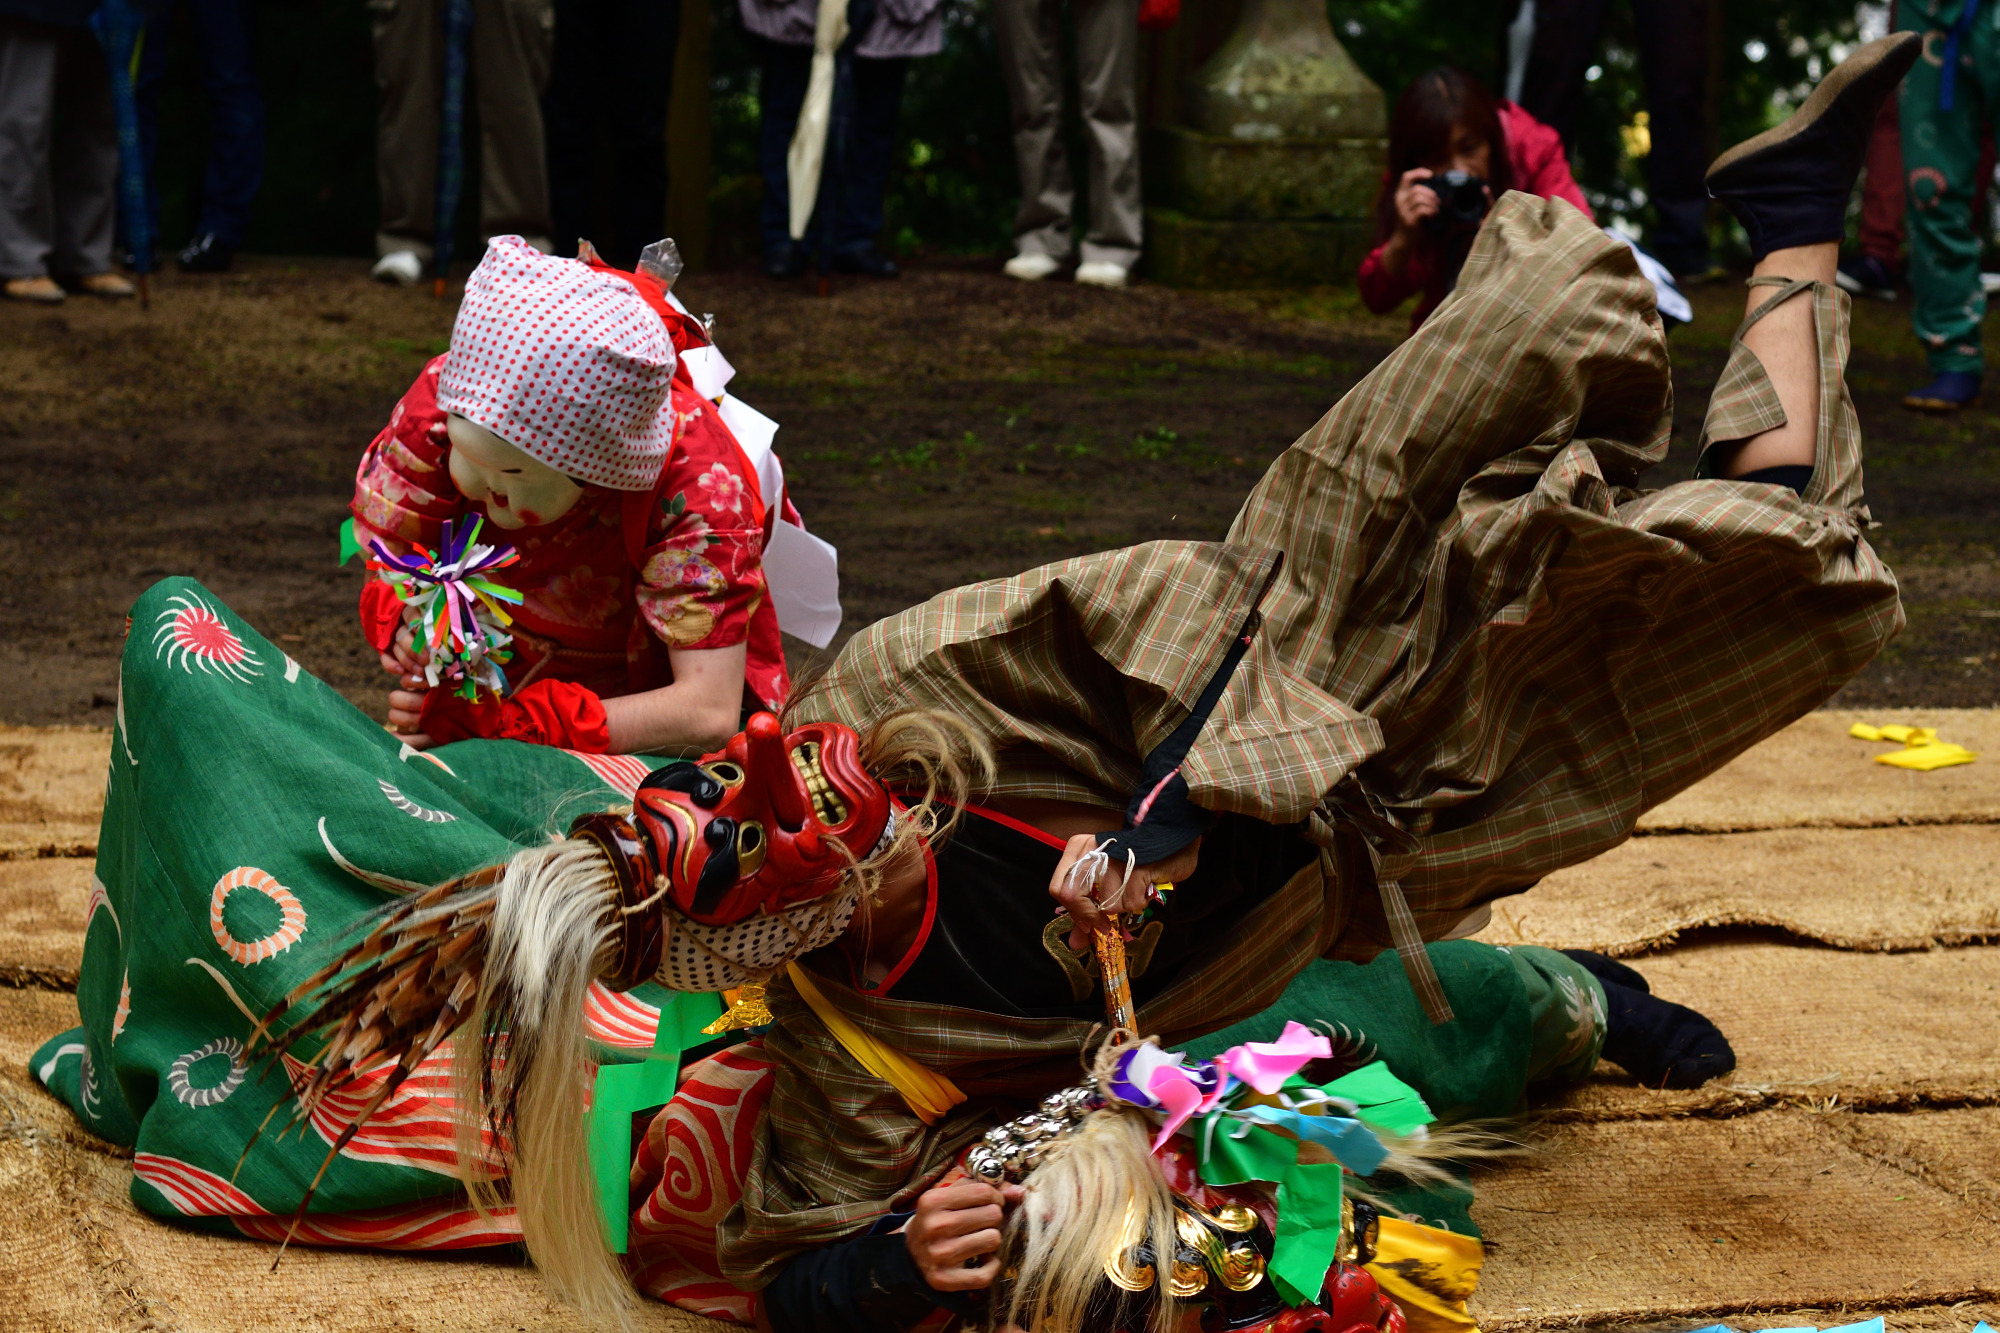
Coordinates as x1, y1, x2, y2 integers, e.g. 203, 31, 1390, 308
1003, 252, 1061, 282
371, 251, 423, 286
1074, 260, 1129, 289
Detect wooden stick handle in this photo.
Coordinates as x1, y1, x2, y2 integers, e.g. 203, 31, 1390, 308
1095, 914, 1136, 1038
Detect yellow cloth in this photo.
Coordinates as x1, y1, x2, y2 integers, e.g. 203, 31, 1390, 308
1367, 1217, 1484, 1333
1876, 742, 1977, 770
1850, 721, 1977, 769
785, 962, 968, 1125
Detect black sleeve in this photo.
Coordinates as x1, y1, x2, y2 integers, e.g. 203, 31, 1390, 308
762, 1230, 971, 1333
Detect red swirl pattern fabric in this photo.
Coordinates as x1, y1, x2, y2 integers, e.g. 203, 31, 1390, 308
627, 1045, 781, 1324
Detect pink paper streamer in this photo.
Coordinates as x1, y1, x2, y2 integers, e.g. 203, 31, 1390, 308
1213, 1020, 1329, 1095
1149, 1065, 1204, 1151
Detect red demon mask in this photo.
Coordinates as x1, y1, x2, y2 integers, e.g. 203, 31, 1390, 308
624, 712, 891, 927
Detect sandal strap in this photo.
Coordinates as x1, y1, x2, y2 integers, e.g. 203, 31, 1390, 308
1736, 275, 1820, 339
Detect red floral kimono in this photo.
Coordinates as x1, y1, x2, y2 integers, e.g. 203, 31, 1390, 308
351, 339, 791, 714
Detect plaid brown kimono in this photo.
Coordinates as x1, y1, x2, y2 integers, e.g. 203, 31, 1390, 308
717, 194, 1902, 1285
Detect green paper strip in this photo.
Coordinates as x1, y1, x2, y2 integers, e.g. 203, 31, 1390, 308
338, 517, 362, 567
1198, 1122, 1346, 1306
1199, 1116, 1298, 1188
586, 991, 723, 1252
1272, 1159, 1345, 1306
1322, 1061, 1435, 1138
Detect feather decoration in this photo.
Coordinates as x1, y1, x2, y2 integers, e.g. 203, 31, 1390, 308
247, 836, 624, 1318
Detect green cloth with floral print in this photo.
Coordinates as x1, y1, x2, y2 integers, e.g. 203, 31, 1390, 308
31, 576, 711, 1247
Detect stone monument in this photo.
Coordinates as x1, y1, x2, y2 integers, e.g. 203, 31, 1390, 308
1146, 0, 1388, 288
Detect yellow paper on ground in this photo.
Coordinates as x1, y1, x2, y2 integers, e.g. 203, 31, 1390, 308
1875, 742, 1978, 770
1851, 722, 1973, 769
1368, 1217, 1483, 1333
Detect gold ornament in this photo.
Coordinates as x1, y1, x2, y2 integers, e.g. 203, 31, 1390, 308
701, 981, 772, 1035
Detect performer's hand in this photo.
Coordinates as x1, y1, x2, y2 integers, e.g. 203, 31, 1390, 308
904, 1177, 1022, 1292
1052, 834, 1202, 950
378, 625, 427, 680
386, 678, 433, 748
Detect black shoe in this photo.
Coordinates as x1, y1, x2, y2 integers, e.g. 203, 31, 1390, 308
177, 233, 235, 273
1705, 32, 1921, 260
761, 246, 810, 280
831, 245, 900, 278
1558, 949, 1651, 994
1597, 979, 1736, 1089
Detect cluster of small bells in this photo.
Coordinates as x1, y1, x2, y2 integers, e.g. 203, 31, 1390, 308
961, 1076, 1286, 1316
964, 1080, 1104, 1184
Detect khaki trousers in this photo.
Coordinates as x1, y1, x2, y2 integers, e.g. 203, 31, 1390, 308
0, 20, 116, 280
370, 0, 554, 260
990, 0, 1142, 268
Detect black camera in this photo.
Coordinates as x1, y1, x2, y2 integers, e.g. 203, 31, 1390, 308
1420, 170, 1489, 231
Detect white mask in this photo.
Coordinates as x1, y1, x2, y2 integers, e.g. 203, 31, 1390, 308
445, 414, 586, 530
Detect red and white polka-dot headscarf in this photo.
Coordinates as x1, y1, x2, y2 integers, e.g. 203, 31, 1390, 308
436, 235, 677, 492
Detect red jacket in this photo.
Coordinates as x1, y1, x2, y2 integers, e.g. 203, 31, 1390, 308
1357, 102, 1593, 331
352, 349, 793, 717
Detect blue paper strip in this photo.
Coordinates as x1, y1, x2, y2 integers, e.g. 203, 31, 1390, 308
1231, 1105, 1391, 1176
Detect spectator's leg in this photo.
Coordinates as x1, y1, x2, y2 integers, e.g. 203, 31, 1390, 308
755, 38, 812, 261
187, 0, 264, 249
1900, 2, 1985, 386
474, 0, 556, 247
1509, 0, 1609, 148
132, 0, 175, 256
990, 0, 1073, 262
47, 26, 118, 277
0, 18, 59, 280
1631, 0, 1714, 276
601, 0, 676, 267
1071, 0, 1140, 271
1858, 95, 1905, 271
372, 0, 443, 263
831, 55, 906, 257
543, 0, 600, 259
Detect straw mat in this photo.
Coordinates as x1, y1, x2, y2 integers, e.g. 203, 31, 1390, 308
1473, 823, 2000, 956
0, 1060, 730, 1333
1, 856, 92, 988
0, 727, 109, 859
1548, 941, 2000, 1120
1636, 710, 2000, 834
4, 715, 1999, 1332
1467, 1109, 2000, 1331
1589, 1302, 2000, 1333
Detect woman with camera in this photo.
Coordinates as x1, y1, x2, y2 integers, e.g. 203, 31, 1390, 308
1359, 66, 1590, 330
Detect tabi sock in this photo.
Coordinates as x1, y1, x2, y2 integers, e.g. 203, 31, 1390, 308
1558, 948, 1651, 994
1596, 979, 1737, 1090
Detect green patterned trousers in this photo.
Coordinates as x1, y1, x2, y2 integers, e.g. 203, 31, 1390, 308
1899, 0, 2000, 375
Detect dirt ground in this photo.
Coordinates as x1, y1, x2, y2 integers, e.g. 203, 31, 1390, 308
4, 255, 1996, 725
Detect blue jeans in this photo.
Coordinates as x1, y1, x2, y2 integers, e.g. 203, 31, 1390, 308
756, 37, 906, 260
135, 0, 265, 249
